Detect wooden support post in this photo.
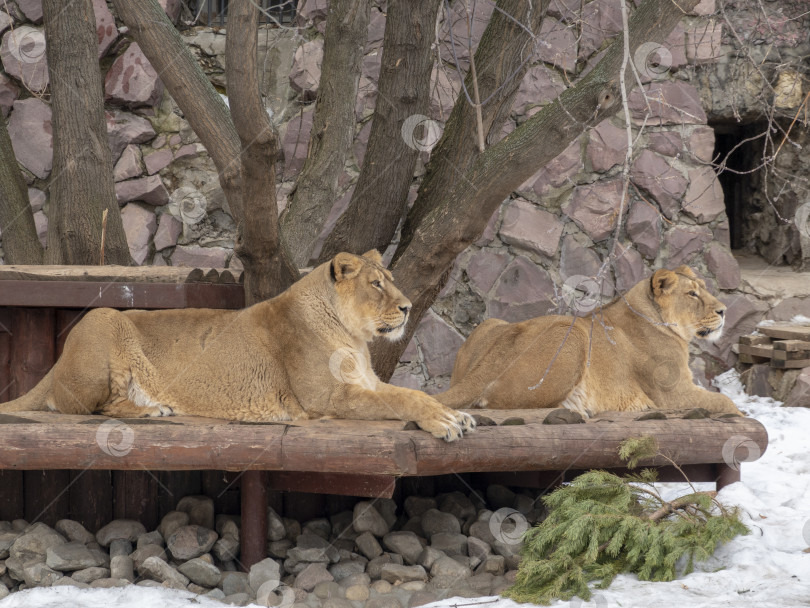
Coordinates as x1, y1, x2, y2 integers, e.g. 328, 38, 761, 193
715, 463, 741, 490
240, 470, 267, 571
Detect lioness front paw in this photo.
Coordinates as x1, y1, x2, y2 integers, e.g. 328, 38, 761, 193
455, 411, 477, 433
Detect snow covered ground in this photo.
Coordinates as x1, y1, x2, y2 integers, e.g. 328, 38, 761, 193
2, 370, 808, 608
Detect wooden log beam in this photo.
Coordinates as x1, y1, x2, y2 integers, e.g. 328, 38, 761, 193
0, 281, 244, 309
240, 471, 267, 570
0, 414, 768, 477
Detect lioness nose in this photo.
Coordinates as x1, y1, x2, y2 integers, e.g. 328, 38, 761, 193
717, 308, 725, 317
399, 305, 411, 316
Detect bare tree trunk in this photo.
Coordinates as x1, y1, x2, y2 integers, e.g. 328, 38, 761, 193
226, 0, 298, 304
112, 0, 297, 298
318, 0, 441, 262
43, 0, 131, 265
0, 112, 43, 264
281, 0, 371, 266
372, 0, 701, 379
399, 0, 548, 255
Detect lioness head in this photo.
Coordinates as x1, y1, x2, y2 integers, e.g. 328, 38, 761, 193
650, 265, 726, 342
331, 250, 412, 341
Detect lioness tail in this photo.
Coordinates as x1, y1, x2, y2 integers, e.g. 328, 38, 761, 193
0, 369, 53, 412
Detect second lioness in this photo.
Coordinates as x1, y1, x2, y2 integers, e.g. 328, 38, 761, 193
436, 266, 743, 417
0, 251, 476, 441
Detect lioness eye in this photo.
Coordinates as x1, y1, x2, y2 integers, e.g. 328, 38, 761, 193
688, 291, 698, 297
372, 280, 382, 288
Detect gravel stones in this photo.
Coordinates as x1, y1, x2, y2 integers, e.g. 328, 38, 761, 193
352, 502, 390, 537
178, 557, 221, 588
96, 520, 146, 547
45, 542, 105, 571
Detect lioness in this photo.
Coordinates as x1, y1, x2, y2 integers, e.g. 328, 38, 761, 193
0, 250, 476, 441
436, 265, 742, 417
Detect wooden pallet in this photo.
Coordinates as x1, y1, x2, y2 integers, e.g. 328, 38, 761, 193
738, 323, 810, 368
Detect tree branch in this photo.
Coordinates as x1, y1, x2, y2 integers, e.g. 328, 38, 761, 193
225, 0, 298, 303
281, 0, 371, 266
373, 0, 701, 379
0, 112, 42, 264
317, 0, 442, 262
43, 0, 131, 265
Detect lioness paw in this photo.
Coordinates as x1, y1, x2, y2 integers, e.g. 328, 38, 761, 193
417, 413, 464, 442
455, 411, 476, 433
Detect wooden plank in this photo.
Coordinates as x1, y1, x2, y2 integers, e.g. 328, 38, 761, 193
69, 470, 113, 533
0, 281, 244, 310
771, 358, 810, 369
0, 471, 24, 521
268, 471, 397, 498
0, 265, 236, 284
758, 324, 810, 341
156, 471, 202, 515
0, 329, 12, 404
772, 339, 810, 352
10, 308, 56, 394
738, 343, 774, 359
24, 469, 71, 527
201, 471, 242, 516
739, 352, 769, 365
114, 471, 160, 531
772, 348, 810, 361
739, 334, 771, 346
55, 309, 86, 358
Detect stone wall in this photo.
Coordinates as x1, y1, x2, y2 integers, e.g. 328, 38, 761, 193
1, 0, 808, 394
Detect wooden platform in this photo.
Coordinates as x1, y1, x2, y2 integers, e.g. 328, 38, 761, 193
0, 409, 768, 485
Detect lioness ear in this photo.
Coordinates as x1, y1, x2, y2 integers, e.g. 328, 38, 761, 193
331, 252, 362, 282
651, 269, 678, 297
674, 265, 697, 279
361, 249, 383, 265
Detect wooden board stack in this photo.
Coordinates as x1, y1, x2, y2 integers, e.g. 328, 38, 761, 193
738, 323, 810, 368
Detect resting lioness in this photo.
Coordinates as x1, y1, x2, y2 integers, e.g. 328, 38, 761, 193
0, 250, 476, 441
436, 265, 742, 417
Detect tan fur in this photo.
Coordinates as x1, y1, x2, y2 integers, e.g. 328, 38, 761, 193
0, 251, 476, 441
436, 266, 743, 417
